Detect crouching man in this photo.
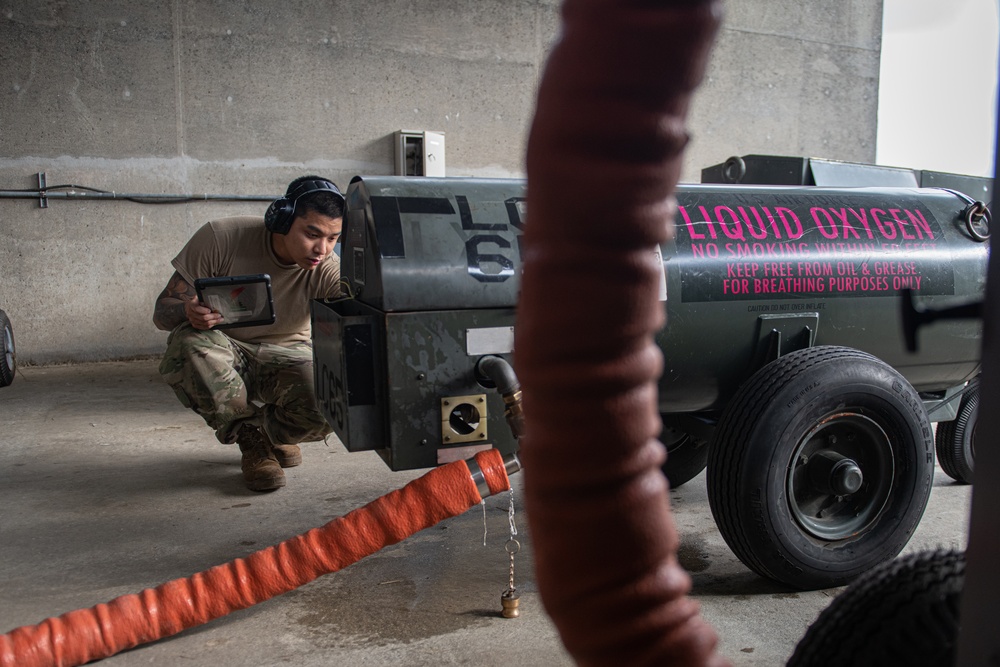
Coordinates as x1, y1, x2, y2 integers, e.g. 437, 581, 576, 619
153, 176, 344, 491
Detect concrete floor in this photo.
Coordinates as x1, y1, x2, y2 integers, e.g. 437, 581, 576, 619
0, 360, 972, 666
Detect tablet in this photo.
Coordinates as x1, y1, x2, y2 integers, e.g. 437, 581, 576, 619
194, 274, 276, 329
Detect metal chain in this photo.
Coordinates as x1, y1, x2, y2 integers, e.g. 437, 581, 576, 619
500, 487, 522, 618
505, 488, 520, 593
506, 537, 520, 593
508, 487, 518, 537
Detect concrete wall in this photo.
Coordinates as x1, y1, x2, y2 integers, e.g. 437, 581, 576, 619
691, 1, 883, 164
0, 0, 883, 364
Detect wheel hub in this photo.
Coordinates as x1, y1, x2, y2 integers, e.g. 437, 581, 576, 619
808, 450, 864, 496
788, 411, 895, 541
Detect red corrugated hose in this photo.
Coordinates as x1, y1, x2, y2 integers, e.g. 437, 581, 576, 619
0, 449, 511, 667
517, 0, 728, 665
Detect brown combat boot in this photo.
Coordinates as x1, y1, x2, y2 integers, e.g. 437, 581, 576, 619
271, 443, 302, 468
236, 423, 285, 491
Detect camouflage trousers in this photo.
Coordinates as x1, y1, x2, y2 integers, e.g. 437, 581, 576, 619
159, 324, 332, 445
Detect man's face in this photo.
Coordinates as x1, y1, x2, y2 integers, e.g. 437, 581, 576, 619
272, 209, 343, 270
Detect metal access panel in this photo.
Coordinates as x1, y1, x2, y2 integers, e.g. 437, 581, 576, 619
312, 298, 517, 470
312, 175, 525, 471
312, 299, 388, 455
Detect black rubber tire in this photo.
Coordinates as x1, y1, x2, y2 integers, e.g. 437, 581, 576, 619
935, 377, 978, 484
707, 346, 935, 590
0, 310, 14, 388
660, 424, 709, 489
787, 549, 964, 667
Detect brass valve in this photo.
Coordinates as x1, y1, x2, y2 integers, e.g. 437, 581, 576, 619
501, 589, 520, 619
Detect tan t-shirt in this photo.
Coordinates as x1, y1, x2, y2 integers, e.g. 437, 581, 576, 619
171, 216, 340, 346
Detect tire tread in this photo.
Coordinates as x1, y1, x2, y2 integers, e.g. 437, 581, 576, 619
934, 377, 978, 484
787, 549, 964, 667
0, 310, 14, 388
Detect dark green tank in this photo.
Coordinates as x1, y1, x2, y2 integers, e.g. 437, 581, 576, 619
311, 170, 987, 589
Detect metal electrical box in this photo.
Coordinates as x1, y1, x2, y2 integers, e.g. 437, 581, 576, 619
312, 176, 525, 470
394, 130, 446, 177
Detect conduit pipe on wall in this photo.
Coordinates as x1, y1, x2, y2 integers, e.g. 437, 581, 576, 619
0, 449, 513, 667
0, 189, 275, 206
0, 175, 276, 207
0, 191, 274, 202
517, 0, 727, 665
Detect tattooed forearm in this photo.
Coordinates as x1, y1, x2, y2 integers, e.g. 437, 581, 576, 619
152, 271, 197, 331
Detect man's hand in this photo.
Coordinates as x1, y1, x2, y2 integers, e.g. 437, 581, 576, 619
183, 298, 224, 330
153, 271, 223, 331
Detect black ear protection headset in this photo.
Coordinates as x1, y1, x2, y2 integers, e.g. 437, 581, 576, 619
264, 177, 345, 235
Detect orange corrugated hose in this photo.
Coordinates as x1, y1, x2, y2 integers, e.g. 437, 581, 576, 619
0, 449, 510, 667
517, 0, 728, 665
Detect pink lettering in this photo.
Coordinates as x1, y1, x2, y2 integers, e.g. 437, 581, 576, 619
847, 208, 875, 239
760, 206, 783, 239
698, 205, 719, 240
715, 205, 746, 241
811, 207, 839, 240
738, 206, 770, 240
776, 207, 804, 239
890, 209, 916, 240
678, 206, 705, 240
907, 209, 935, 240
830, 208, 862, 239
871, 208, 897, 240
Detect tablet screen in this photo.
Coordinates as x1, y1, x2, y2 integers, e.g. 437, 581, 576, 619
194, 274, 276, 329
